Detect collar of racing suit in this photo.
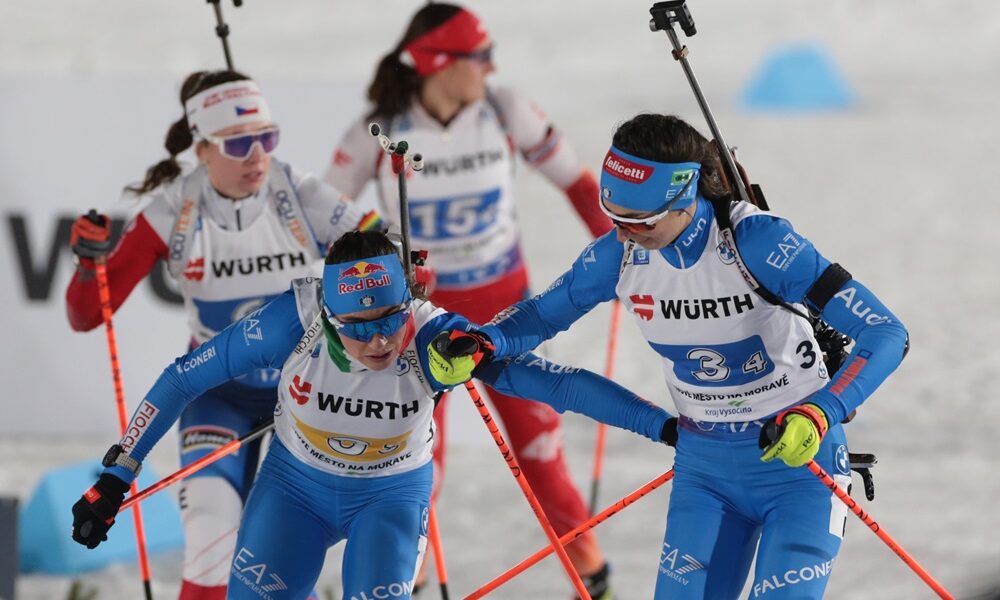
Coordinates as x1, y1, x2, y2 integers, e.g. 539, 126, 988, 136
657, 197, 712, 270
197, 174, 268, 232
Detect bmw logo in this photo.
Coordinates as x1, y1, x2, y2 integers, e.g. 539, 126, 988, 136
601, 187, 612, 201
716, 241, 736, 265
835, 445, 850, 475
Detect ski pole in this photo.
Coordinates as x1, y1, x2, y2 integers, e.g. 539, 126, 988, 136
122, 420, 274, 512
466, 468, 675, 600
806, 460, 954, 599
427, 504, 450, 600
92, 226, 154, 600
588, 299, 622, 515
648, 1, 751, 204
205, 0, 240, 70
462, 381, 591, 599
369, 122, 424, 279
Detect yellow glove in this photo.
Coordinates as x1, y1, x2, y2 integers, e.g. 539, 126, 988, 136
427, 331, 494, 387
759, 403, 829, 467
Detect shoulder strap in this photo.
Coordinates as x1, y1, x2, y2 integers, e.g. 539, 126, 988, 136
166, 169, 205, 278
268, 160, 323, 258
708, 196, 809, 319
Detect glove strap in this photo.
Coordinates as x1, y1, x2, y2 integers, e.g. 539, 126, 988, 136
779, 403, 829, 439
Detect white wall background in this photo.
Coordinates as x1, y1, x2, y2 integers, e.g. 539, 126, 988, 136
2, 1, 999, 598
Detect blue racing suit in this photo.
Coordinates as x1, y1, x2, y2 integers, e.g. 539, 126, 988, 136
105, 280, 669, 599
481, 198, 909, 598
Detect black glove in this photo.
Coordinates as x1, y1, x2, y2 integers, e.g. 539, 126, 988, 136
70, 210, 112, 259
71, 473, 130, 549
660, 417, 679, 447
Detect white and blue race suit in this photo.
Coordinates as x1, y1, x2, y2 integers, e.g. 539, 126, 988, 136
105, 277, 669, 599
480, 198, 909, 598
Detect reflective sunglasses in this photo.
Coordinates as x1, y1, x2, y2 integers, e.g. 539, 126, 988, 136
201, 127, 280, 161
324, 303, 411, 343
450, 44, 494, 64
599, 176, 696, 233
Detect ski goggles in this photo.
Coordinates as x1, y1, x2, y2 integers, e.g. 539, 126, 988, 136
200, 127, 280, 161
324, 303, 411, 342
599, 173, 697, 232
449, 44, 494, 64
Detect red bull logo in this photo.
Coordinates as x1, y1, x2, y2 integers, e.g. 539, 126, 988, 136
338, 261, 392, 294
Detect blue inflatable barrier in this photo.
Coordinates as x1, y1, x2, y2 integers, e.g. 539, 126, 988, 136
19, 459, 184, 574
741, 43, 855, 111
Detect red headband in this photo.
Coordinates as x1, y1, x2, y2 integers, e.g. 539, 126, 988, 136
402, 9, 490, 77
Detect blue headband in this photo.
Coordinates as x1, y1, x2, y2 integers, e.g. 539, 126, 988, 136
323, 254, 410, 316
599, 146, 701, 213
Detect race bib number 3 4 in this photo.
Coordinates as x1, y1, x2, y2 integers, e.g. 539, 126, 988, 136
650, 335, 775, 387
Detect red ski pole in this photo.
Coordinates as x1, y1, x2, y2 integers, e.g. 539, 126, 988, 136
463, 381, 591, 599
94, 252, 154, 600
806, 460, 954, 599
122, 421, 274, 512
466, 468, 675, 599
427, 504, 450, 599
588, 300, 622, 514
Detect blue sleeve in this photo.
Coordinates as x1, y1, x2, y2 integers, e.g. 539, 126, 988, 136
104, 289, 305, 482
736, 214, 909, 425
480, 231, 623, 358
477, 353, 672, 442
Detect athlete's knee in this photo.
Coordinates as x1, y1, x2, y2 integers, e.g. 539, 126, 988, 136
180, 477, 243, 587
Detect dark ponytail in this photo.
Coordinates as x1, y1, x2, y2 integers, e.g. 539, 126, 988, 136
365, 3, 464, 121
611, 114, 731, 201
126, 69, 251, 195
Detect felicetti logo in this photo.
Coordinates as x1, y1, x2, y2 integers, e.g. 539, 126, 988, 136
603, 150, 654, 184
337, 261, 391, 294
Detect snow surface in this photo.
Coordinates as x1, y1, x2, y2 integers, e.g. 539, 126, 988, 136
2, 0, 1000, 598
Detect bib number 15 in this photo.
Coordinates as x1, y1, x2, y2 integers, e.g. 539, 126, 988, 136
409, 188, 502, 240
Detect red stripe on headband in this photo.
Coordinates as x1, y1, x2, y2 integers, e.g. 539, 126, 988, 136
403, 9, 489, 77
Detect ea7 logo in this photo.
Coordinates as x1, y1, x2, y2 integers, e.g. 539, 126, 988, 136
660, 543, 705, 577
630, 294, 654, 321
232, 547, 288, 593
288, 375, 312, 405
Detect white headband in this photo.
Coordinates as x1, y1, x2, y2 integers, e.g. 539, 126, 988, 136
184, 80, 272, 137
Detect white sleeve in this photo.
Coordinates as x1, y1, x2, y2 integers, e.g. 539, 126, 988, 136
490, 86, 585, 189
323, 117, 381, 200
292, 167, 373, 247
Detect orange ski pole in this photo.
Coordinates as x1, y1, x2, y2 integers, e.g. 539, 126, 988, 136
463, 381, 591, 599
806, 460, 954, 599
94, 253, 154, 600
588, 300, 622, 514
466, 468, 674, 600
427, 504, 450, 599
122, 420, 274, 512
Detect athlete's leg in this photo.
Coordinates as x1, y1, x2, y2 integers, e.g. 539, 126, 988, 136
341, 465, 433, 600
654, 469, 759, 599
226, 441, 334, 600
177, 386, 271, 600
748, 427, 851, 600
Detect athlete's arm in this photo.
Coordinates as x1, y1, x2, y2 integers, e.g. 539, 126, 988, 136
490, 86, 612, 238
479, 231, 623, 358
736, 214, 909, 425
65, 211, 168, 332
323, 118, 380, 201
478, 353, 671, 442
291, 165, 383, 251
102, 289, 305, 482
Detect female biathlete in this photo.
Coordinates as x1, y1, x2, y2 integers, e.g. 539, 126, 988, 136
324, 4, 615, 596
65, 70, 380, 599
434, 114, 910, 599
70, 230, 673, 600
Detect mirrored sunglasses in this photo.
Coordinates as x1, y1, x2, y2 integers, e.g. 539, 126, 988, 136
203, 127, 280, 161
325, 304, 411, 343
